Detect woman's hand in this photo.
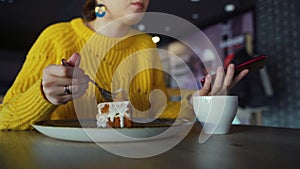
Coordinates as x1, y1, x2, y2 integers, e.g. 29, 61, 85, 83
198, 64, 249, 96
42, 53, 89, 105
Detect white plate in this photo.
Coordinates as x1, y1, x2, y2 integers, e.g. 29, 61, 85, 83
32, 118, 194, 142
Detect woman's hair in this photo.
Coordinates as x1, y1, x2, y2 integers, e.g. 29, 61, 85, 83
82, 0, 97, 21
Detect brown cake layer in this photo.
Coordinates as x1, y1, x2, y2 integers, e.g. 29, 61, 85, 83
97, 101, 132, 128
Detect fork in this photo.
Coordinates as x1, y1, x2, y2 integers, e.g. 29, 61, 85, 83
61, 59, 113, 101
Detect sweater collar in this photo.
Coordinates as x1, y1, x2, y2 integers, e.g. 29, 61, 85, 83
71, 18, 136, 50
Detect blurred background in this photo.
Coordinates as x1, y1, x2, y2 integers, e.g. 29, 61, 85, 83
0, 0, 299, 128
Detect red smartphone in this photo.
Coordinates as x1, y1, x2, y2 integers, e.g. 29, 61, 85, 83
200, 55, 267, 86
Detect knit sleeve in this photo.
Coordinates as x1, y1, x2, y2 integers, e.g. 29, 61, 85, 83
159, 91, 196, 121
155, 54, 196, 121
127, 35, 196, 120
0, 26, 59, 130
147, 38, 196, 120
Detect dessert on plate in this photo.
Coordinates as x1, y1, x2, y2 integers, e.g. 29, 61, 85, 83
96, 101, 132, 128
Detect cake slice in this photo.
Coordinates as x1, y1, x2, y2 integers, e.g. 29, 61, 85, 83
96, 101, 132, 128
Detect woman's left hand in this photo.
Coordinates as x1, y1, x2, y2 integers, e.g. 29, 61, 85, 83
198, 64, 249, 96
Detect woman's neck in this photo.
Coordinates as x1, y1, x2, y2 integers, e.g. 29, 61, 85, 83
87, 19, 130, 38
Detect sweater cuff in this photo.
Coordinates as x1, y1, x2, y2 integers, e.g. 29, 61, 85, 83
1, 79, 57, 130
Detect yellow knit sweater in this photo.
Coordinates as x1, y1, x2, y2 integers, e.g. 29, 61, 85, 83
0, 18, 194, 130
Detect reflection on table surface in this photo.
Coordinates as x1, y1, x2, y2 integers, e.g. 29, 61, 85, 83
0, 123, 299, 169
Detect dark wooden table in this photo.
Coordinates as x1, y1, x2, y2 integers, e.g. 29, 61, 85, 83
1, 123, 299, 169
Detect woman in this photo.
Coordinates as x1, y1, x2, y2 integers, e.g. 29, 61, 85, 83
0, 0, 248, 130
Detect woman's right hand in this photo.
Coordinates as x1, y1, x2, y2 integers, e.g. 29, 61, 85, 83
42, 53, 89, 105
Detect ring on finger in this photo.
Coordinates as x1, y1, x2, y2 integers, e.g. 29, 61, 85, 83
64, 85, 72, 95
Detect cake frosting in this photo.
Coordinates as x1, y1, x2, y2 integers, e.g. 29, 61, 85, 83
96, 101, 132, 128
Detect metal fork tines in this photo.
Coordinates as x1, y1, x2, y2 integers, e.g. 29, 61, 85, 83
89, 79, 113, 101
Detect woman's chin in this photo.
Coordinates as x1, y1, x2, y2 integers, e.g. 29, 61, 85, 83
123, 13, 146, 25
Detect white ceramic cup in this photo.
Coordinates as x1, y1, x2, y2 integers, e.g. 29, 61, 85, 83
193, 95, 238, 134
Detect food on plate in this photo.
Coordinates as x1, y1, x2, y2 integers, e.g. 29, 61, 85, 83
96, 101, 132, 128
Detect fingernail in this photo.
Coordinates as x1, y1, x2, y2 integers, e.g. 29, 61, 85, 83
206, 74, 211, 80
218, 66, 223, 72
